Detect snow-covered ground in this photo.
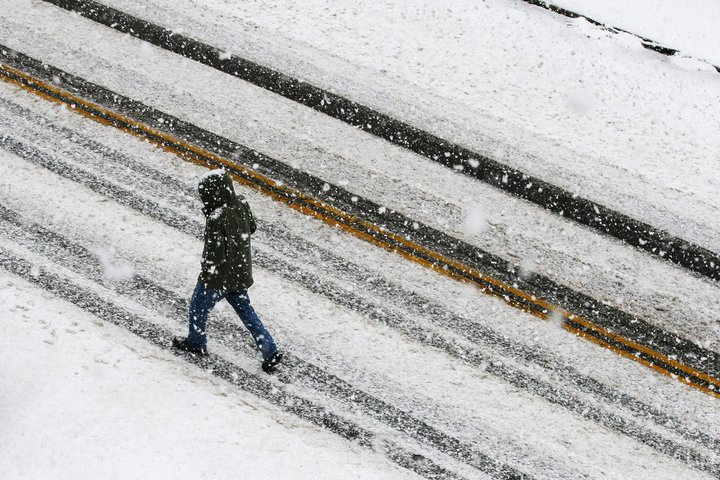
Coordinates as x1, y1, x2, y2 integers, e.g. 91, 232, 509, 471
547, 0, 720, 66
0, 272, 418, 480
1, 0, 719, 479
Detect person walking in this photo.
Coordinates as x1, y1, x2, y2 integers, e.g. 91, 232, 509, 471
173, 169, 283, 373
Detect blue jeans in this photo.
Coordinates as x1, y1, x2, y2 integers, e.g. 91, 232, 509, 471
187, 281, 277, 359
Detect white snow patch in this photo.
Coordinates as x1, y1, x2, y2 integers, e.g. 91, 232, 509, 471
461, 204, 488, 236
548, 309, 567, 329
518, 258, 536, 281
92, 247, 135, 282
567, 89, 597, 116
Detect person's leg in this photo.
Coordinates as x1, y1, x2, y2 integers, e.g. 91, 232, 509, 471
187, 281, 223, 349
225, 289, 277, 359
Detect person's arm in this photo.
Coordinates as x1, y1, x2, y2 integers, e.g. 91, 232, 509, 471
248, 205, 257, 235
238, 196, 256, 235
201, 216, 227, 281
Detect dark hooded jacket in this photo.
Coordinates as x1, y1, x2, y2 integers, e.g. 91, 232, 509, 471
197, 170, 256, 291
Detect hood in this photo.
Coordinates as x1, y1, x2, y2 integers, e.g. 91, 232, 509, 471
198, 169, 236, 216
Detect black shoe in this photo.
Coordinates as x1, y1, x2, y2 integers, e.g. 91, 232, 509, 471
262, 351, 283, 374
172, 337, 208, 356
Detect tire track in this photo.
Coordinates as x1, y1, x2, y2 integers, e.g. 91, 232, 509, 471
38, 0, 720, 282
4, 94, 715, 455
1, 98, 717, 455
0, 246, 479, 480
0, 157, 549, 478
1, 47, 716, 392
0, 221, 536, 480
1, 134, 717, 476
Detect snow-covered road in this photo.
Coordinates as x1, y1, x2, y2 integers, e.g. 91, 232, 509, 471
1, 0, 719, 479
89, 0, 720, 254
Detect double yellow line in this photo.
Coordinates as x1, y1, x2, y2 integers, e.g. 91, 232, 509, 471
2, 62, 717, 398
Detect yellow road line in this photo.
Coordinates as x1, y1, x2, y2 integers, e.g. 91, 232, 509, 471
2, 63, 717, 397
566, 323, 720, 398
